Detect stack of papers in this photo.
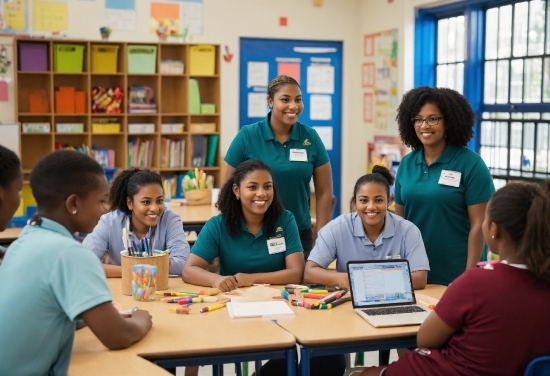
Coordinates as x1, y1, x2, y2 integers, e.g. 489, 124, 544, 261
227, 301, 295, 319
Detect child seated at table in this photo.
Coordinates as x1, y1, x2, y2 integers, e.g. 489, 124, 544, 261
0, 151, 152, 375
304, 165, 430, 290
83, 168, 190, 277
356, 181, 550, 376
182, 159, 304, 290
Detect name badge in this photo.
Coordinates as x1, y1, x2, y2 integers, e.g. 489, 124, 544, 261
386, 255, 401, 260
267, 237, 286, 254
289, 149, 308, 162
438, 170, 461, 187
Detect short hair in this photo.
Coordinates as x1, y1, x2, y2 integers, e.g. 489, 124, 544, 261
352, 165, 394, 203
267, 75, 300, 101
217, 159, 283, 237
396, 86, 475, 149
489, 181, 550, 285
30, 150, 105, 212
0, 145, 21, 189
108, 168, 163, 216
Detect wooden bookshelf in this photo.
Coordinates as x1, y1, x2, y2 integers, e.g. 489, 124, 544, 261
14, 39, 221, 187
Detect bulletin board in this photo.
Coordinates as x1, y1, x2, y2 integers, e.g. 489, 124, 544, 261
239, 37, 343, 217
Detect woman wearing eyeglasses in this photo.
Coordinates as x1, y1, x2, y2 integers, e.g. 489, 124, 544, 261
394, 87, 494, 286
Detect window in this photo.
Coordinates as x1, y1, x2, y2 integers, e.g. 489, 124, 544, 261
416, 0, 550, 183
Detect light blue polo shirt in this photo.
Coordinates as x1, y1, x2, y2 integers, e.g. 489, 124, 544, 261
308, 212, 430, 273
83, 208, 190, 275
0, 217, 112, 376
394, 145, 495, 285
191, 210, 303, 276
224, 112, 330, 231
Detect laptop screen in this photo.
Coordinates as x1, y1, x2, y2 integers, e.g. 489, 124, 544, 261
347, 260, 416, 308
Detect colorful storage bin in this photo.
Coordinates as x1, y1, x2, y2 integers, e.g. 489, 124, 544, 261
127, 45, 157, 74
54, 44, 85, 73
189, 45, 216, 75
92, 45, 119, 73
18, 42, 48, 71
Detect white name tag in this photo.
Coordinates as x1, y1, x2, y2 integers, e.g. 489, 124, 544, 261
289, 149, 308, 162
267, 237, 286, 254
438, 170, 461, 187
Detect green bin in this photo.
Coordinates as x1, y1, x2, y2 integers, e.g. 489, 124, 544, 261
127, 45, 157, 73
54, 44, 85, 73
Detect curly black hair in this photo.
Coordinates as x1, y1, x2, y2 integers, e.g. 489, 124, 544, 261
108, 168, 163, 215
352, 165, 394, 203
396, 86, 475, 149
30, 150, 105, 212
489, 181, 550, 285
0, 145, 21, 189
217, 159, 283, 237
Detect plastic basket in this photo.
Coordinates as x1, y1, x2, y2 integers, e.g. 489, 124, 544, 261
91, 45, 119, 73
54, 44, 85, 73
127, 45, 157, 74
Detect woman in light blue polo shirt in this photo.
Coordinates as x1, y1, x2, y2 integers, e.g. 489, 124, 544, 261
224, 75, 333, 260
182, 159, 304, 292
83, 168, 190, 277
305, 166, 430, 291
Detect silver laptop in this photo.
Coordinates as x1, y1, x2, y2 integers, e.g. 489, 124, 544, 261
347, 259, 430, 328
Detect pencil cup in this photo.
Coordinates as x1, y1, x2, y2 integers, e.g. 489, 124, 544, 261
185, 189, 211, 205
131, 264, 157, 301
121, 251, 169, 296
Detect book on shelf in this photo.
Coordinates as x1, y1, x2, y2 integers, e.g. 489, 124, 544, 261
161, 137, 185, 168
128, 85, 157, 113
54, 142, 91, 156
191, 135, 207, 167
128, 137, 154, 167
206, 134, 219, 167
91, 146, 115, 169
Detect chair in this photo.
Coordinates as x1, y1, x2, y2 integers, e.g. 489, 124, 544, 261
524, 355, 550, 376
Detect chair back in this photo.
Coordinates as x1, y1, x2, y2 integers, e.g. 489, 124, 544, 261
524, 355, 550, 376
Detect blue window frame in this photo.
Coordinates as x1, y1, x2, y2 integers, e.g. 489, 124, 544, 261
416, 0, 550, 183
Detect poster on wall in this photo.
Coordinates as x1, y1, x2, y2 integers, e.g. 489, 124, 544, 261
0, 0, 28, 33
33, 0, 68, 32
362, 29, 398, 130
105, 0, 136, 31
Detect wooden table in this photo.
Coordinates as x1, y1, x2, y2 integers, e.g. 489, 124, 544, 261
69, 278, 297, 376
274, 284, 446, 376
0, 227, 22, 242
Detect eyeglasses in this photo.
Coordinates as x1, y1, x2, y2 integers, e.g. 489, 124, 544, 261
411, 116, 444, 126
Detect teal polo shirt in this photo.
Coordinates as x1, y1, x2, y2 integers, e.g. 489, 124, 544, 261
394, 145, 495, 285
225, 112, 330, 231
191, 210, 303, 276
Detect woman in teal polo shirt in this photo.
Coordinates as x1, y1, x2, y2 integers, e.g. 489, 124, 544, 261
182, 159, 304, 291
394, 87, 495, 285
224, 75, 333, 260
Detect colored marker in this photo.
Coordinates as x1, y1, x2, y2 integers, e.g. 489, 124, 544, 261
178, 296, 218, 305
199, 301, 228, 313
327, 296, 351, 309
309, 289, 329, 294
314, 289, 348, 307
302, 293, 327, 299
169, 307, 192, 314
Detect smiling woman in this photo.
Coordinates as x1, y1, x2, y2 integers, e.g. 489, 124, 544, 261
83, 168, 190, 277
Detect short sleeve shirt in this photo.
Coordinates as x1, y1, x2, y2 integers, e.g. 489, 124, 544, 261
308, 212, 429, 273
0, 218, 112, 376
224, 112, 330, 231
191, 210, 303, 276
394, 145, 494, 285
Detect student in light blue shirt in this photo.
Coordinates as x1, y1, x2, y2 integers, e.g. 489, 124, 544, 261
83, 168, 189, 277
304, 166, 430, 291
0, 151, 152, 375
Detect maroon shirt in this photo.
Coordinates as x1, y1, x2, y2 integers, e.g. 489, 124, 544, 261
385, 263, 550, 376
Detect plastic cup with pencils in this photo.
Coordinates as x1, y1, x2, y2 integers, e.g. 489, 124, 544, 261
131, 264, 157, 301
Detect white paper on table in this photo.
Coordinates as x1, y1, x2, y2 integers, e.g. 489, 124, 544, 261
312, 126, 333, 151
248, 92, 268, 118
247, 62, 269, 88
307, 65, 334, 94
227, 301, 295, 318
310, 95, 332, 120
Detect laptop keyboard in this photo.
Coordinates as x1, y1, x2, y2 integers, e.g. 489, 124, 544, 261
361, 305, 426, 316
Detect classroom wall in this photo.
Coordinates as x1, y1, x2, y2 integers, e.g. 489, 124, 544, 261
34, 0, 457, 213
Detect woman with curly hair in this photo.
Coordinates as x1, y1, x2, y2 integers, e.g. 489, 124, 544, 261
393, 87, 494, 285
182, 159, 304, 291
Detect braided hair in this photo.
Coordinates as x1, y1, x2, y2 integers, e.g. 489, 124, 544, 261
217, 160, 283, 237
108, 168, 163, 215
267, 75, 300, 101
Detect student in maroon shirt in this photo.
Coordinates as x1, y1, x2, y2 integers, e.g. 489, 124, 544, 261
356, 181, 550, 376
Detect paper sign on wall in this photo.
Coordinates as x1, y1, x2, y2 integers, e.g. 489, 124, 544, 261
310, 95, 331, 121
312, 126, 333, 150
247, 62, 269, 88
34, 1, 68, 32
307, 65, 334, 94
277, 62, 300, 83
248, 92, 267, 118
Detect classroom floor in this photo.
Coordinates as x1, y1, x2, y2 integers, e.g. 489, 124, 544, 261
176, 350, 399, 375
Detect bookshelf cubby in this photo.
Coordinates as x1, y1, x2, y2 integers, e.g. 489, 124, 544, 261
15, 38, 221, 188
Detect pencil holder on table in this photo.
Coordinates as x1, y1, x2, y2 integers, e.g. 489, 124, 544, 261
185, 189, 211, 205
131, 264, 157, 301
121, 251, 169, 296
